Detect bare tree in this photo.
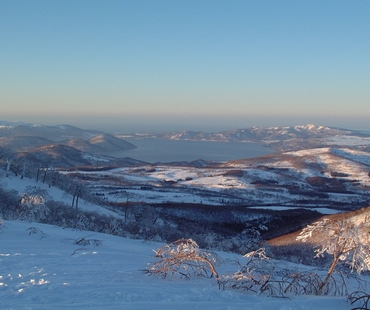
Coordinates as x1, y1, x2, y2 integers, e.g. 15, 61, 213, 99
0, 148, 16, 177
297, 217, 370, 295
71, 185, 83, 209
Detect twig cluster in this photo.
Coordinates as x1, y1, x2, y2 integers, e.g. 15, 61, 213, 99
348, 291, 370, 309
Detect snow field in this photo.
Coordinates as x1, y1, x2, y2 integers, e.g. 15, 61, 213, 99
0, 221, 354, 309
327, 136, 370, 146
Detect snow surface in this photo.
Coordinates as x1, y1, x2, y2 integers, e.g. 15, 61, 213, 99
0, 220, 354, 309
327, 135, 370, 146
332, 148, 370, 166
0, 174, 122, 219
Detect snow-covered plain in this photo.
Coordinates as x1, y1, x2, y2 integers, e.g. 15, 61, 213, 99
0, 220, 356, 309
61, 147, 370, 212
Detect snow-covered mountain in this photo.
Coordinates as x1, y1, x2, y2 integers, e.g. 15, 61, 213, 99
88, 133, 136, 151
118, 124, 358, 142
16, 144, 145, 168
0, 136, 54, 151
0, 121, 102, 141
117, 124, 370, 152
0, 121, 138, 166
60, 138, 106, 153
3, 121, 370, 155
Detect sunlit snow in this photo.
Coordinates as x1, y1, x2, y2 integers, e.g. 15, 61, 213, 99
0, 220, 355, 309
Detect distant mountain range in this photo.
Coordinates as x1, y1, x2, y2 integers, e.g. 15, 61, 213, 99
16, 144, 145, 168
0, 121, 138, 168
117, 124, 370, 152
1, 121, 370, 167
0, 121, 136, 153
117, 124, 352, 141
0, 122, 101, 141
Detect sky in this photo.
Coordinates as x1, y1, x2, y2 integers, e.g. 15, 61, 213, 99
1, 0, 370, 133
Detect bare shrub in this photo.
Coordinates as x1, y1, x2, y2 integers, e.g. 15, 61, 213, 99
73, 235, 103, 247
65, 235, 103, 248
220, 248, 287, 297
67, 235, 103, 256
26, 226, 48, 238
348, 291, 370, 309
282, 270, 350, 297
104, 218, 124, 235
146, 239, 221, 284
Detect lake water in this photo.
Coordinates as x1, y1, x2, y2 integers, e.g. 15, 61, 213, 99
108, 138, 274, 163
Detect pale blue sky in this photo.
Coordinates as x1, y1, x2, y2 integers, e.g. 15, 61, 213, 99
1, 0, 369, 132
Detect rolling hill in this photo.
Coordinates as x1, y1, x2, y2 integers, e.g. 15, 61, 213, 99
88, 133, 136, 151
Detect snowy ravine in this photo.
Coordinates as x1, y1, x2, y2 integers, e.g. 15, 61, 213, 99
0, 221, 353, 309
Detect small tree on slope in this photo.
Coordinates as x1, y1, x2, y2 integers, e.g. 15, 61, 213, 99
297, 217, 370, 295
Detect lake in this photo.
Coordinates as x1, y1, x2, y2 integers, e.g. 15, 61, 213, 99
107, 138, 274, 163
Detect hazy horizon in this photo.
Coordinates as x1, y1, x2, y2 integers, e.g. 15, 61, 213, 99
2, 114, 370, 134
1, 1, 369, 134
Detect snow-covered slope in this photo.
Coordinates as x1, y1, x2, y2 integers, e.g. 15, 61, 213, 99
0, 220, 354, 309
1, 174, 121, 218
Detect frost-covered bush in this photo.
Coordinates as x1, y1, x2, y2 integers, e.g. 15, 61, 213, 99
221, 248, 357, 297
297, 217, 370, 295
220, 248, 282, 296
17, 193, 49, 222
147, 239, 222, 284
1, 187, 52, 222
